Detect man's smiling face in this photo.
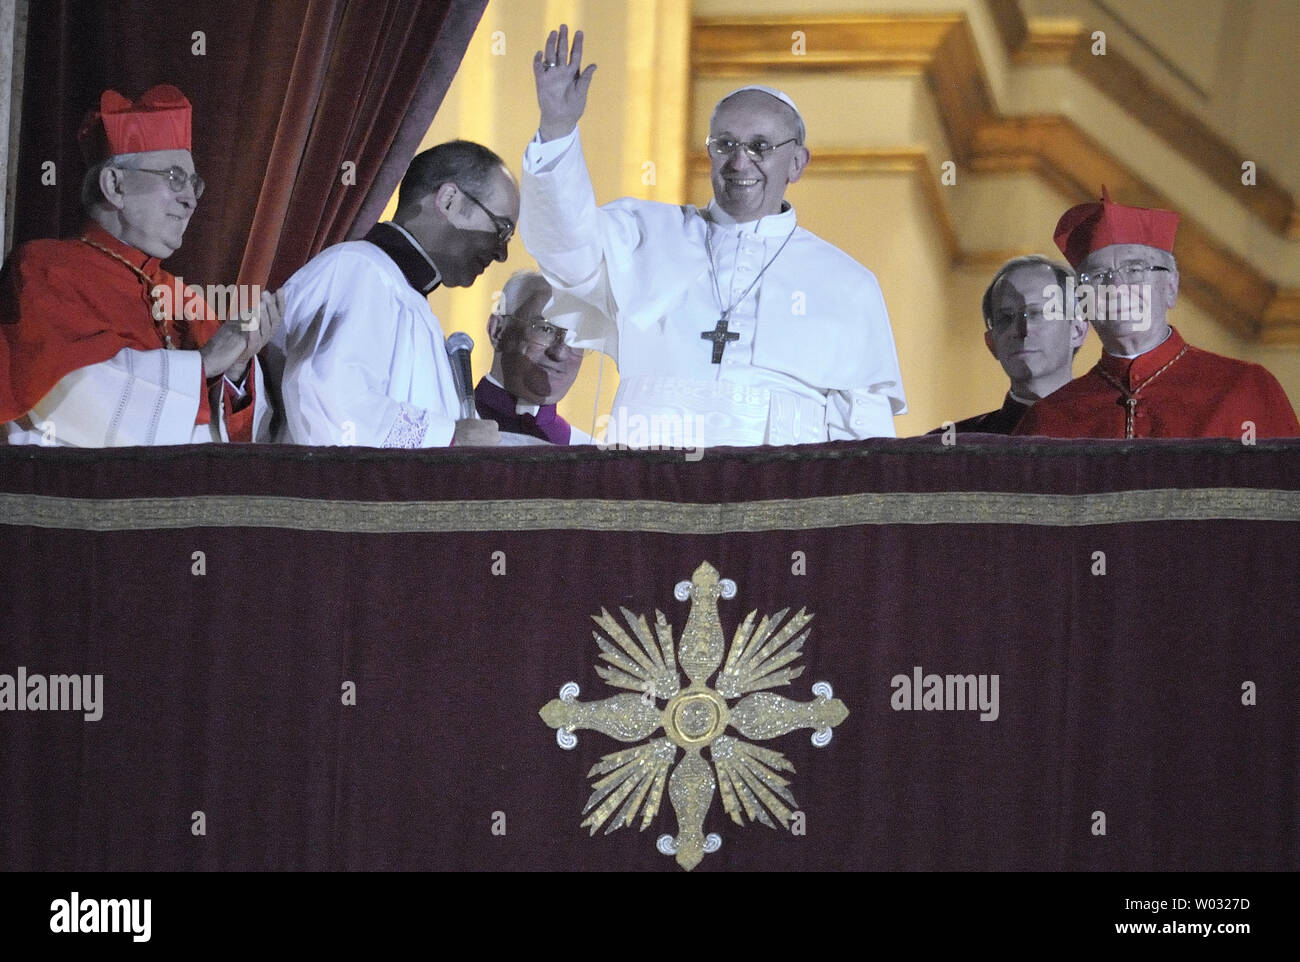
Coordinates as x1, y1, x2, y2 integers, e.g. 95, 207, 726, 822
113, 149, 199, 258
496, 282, 584, 405
708, 91, 809, 222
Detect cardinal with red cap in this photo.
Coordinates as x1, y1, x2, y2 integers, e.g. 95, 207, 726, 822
1015, 187, 1298, 439
0, 84, 280, 445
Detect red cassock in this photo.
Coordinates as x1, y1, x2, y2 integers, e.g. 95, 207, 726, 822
0, 222, 254, 442
1015, 326, 1300, 439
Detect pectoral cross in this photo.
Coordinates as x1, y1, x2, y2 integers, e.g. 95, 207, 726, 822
700, 315, 740, 364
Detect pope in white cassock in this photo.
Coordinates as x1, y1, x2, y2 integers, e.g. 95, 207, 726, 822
268, 141, 516, 447
520, 26, 906, 447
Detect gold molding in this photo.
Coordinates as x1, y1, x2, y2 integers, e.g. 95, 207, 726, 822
985, 0, 1298, 240
692, 14, 960, 74
1013, 22, 1080, 64
689, 147, 959, 262
3, 488, 1300, 534
1262, 292, 1300, 346
690, 12, 1300, 345
970, 115, 1275, 341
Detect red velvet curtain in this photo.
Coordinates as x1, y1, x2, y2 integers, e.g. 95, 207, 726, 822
12, 0, 487, 292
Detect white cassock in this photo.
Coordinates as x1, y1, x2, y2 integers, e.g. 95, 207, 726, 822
4, 352, 268, 446
268, 226, 460, 447
520, 130, 906, 447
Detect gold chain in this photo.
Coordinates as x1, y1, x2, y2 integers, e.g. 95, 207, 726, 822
1094, 344, 1189, 438
78, 236, 176, 349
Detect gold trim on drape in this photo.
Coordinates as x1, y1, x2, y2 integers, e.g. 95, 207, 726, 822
2, 488, 1298, 533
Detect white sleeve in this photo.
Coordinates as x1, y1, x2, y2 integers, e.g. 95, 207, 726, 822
520, 129, 629, 351
825, 271, 906, 440
522, 129, 577, 171
826, 389, 898, 440
8, 347, 213, 446
248, 357, 275, 443
278, 253, 455, 448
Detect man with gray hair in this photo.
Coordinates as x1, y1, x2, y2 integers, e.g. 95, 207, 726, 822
519, 25, 905, 449
1, 84, 279, 445
1016, 188, 1298, 438
930, 255, 1087, 435
475, 270, 590, 444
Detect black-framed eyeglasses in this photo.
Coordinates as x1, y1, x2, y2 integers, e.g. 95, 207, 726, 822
119, 165, 205, 199
705, 137, 800, 162
459, 186, 515, 248
1077, 263, 1171, 286
499, 315, 586, 355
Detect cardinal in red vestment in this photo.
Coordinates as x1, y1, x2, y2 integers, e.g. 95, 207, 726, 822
1015, 188, 1299, 440
0, 84, 280, 445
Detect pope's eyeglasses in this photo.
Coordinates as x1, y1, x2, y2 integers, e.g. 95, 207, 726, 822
705, 137, 799, 162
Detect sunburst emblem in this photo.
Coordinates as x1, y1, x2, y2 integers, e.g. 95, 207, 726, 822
539, 561, 849, 870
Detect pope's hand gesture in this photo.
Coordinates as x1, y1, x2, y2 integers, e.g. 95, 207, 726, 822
534, 24, 596, 142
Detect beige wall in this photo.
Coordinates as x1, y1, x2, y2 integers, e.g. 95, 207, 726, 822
1030, 0, 1300, 196
395, 0, 1299, 437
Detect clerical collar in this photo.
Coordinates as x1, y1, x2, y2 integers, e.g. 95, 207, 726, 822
1104, 325, 1172, 360
364, 221, 442, 294
703, 200, 797, 236
485, 372, 541, 416
1007, 389, 1038, 407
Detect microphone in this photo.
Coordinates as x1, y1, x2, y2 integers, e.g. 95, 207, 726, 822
445, 332, 477, 420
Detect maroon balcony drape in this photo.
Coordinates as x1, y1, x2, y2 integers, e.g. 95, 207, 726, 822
1, 437, 1296, 872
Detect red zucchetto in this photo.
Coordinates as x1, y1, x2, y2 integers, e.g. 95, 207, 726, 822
77, 84, 192, 164
1053, 186, 1180, 268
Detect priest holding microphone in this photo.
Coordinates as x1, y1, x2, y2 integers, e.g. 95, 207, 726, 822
269, 140, 515, 447
520, 25, 906, 448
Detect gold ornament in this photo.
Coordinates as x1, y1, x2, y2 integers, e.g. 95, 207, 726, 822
540, 561, 848, 870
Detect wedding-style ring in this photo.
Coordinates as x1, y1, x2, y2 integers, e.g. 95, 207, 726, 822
542, 60, 557, 69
